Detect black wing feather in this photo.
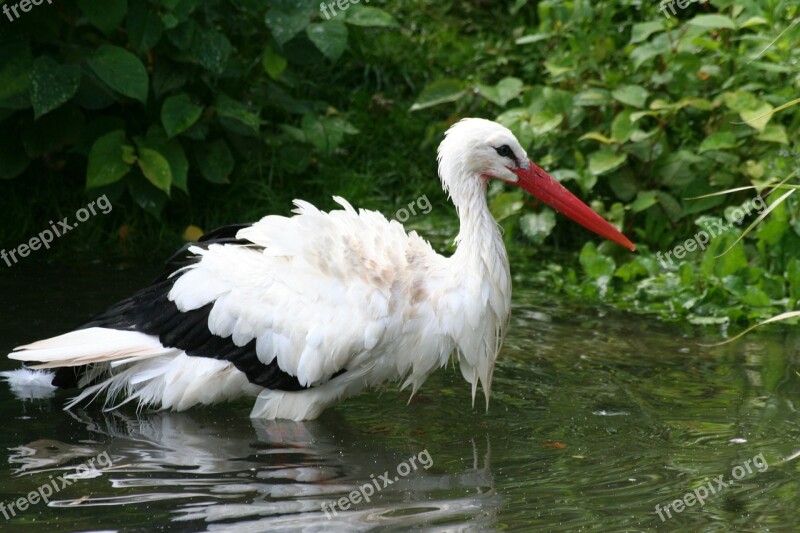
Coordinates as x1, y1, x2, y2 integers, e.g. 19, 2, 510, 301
53, 224, 314, 392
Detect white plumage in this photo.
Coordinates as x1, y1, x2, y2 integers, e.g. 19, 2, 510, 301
5, 118, 634, 420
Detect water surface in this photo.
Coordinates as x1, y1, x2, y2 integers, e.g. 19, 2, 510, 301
1, 263, 799, 531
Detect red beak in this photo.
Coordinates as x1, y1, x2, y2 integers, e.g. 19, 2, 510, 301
512, 163, 636, 251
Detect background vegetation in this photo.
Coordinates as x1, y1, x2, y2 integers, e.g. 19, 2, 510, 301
0, 0, 798, 329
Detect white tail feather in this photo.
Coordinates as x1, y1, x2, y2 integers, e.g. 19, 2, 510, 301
10, 327, 172, 367
7, 327, 262, 412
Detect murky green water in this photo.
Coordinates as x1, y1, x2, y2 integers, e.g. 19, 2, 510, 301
1, 263, 799, 531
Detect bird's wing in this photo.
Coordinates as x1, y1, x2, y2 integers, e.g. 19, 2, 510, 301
83, 196, 433, 391
176, 196, 437, 387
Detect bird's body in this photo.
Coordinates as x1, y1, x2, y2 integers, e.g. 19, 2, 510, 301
6, 119, 633, 420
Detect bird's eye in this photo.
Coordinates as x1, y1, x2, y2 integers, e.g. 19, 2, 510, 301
495, 145, 514, 159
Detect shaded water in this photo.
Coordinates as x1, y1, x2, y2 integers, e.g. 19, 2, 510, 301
1, 263, 799, 531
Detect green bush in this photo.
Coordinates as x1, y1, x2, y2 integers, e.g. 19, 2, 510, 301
0, 0, 394, 223
408, 0, 800, 323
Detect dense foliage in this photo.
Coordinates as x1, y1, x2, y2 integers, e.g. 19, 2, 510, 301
465, 0, 800, 326
0, 0, 798, 328
0, 0, 397, 242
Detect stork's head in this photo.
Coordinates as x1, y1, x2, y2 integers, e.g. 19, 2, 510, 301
438, 118, 635, 251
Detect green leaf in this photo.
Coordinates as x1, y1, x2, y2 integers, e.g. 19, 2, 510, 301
740, 286, 771, 307
757, 124, 788, 144
161, 139, 188, 193
515, 33, 551, 45
688, 14, 736, 30
615, 257, 649, 282
529, 110, 562, 135
78, 0, 128, 34
650, 97, 713, 112
745, 160, 765, 179
410, 79, 465, 111
476, 77, 523, 106
216, 94, 260, 136
740, 102, 773, 132
489, 191, 524, 221
656, 191, 683, 223
611, 85, 649, 108
588, 149, 627, 176
168, 20, 197, 51
306, 21, 348, 61
300, 113, 357, 155
29, 57, 81, 119
652, 149, 717, 189
520, 210, 557, 244
143, 126, 188, 193
86, 130, 135, 189
740, 16, 768, 29
127, 0, 164, 53
265, 3, 315, 45
746, 272, 782, 305
543, 60, 572, 76
630, 21, 664, 44
611, 109, 635, 143
698, 131, 737, 153
579, 132, 613, 144
579, 242, 616, 280
161, 94, 203, 138
136, 144, 173, 194
573, 89, 609, 107
262, 46, 287, 80
629, 34, 670, 70
630, 191, 658, 212
345, 6, 398, 27
722, 90, 759, 113
567, 170, 597, 195
630, 128, 658, 142
195, 139, 234, 183
193, 30, 233, 75
624, 138, 663, 163
87, 45, 149, 103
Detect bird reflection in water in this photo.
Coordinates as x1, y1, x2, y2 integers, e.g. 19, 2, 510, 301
8, 410, 498, 530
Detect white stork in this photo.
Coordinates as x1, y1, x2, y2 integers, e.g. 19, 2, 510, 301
5, 118, 635, 420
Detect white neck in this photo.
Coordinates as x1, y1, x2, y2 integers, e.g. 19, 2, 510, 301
437, 172, 512, 409
451, 179, 504, 263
